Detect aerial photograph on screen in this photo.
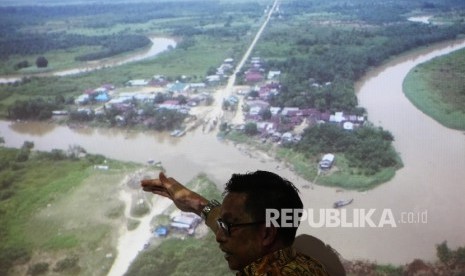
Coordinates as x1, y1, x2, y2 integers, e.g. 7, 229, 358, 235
1, 0, 465, 275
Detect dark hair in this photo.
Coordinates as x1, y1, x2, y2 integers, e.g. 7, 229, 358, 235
223, 170, 303, 245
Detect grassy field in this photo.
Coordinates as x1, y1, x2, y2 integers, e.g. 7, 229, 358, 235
403, 48, 465, 130
0, 143, 231, 275
0, 146, 144, 275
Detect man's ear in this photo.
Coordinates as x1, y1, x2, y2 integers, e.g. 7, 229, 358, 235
261, 224, 278, 247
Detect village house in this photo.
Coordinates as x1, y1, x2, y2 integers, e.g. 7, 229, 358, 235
150, 75, 169, 87
205, 74, 221, 84
270, 106, 281, 116
126, 79, 149, 86
158, 100, 181, 110
100, 84, 115, 90
267, 70, 281, 80
257, 121, 277, 134
245, 100, 270, 116
170, 212, 201, 236
188, 82, 206, 89
75, 94, 90, 105
118, 92, 155, 102
167, 81, 190, 95
106, 96, 131, 106
224, 58, 234, 64
329, 111, 365, 129
244, 69, 264, 84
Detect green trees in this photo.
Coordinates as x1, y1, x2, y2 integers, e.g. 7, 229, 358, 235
8, 98, 61, 120
296, 124, 398, 175
126, 235, 231, 275
261, 1, 465, 114
16, 141, 34, 162
261, 108, 272, 121
74, 34, 151, 61
296, 124, 353, 154
69, 109, 95, 122
436, 241, 465, 266
0, 247, 30, 276
346, 134, 398, 174
27, 262, 49, 276
35, 56, 48, 68
1, 31, 151, 61
244, 122, 258, 136
146, 109, 187, 131
14, 60, 30, 70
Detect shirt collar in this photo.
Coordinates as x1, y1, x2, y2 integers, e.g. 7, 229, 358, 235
237, 247, 296, 276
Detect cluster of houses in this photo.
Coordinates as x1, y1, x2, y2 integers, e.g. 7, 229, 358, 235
67, 55, 366, 145
206, 58, 234, 84
69, 74, 217, 126
233, 57, 366, 145
244, 99, 365, 135
243, 56, 281, 84
66, 57, 241, 126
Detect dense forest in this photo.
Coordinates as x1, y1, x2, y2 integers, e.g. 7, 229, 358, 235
1, 32, 151, 61
0, 1, 261, 61
256, 0, 465, 112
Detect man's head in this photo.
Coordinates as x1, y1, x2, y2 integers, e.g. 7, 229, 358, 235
215, 170, 303, 270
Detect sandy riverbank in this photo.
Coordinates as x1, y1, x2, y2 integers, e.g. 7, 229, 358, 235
2, 40, 465, 268
107, 173, 173, 276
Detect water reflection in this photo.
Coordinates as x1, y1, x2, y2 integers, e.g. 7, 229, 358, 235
71, 125, 95, 136
9, 121, 56, 136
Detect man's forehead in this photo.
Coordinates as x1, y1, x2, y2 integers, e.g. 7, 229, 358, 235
221, 192, 248, 220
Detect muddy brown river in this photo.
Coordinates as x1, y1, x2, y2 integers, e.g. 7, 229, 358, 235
1, 39, 465, 265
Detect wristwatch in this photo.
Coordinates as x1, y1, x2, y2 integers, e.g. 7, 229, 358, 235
201, 199, 221, 220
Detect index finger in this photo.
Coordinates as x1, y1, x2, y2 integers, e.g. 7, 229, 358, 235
140, 178, 161, 187
140, 172, 173, 189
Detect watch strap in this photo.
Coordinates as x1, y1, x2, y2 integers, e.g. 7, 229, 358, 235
201, 199, 220, 220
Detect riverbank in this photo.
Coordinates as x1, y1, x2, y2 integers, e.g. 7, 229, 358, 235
2, 39, 465, 267
107, 182, 174, 276
221, 129, 401, 191
403, 47, 465, 130
354, 38, 465, 264
0, 37, 176, 84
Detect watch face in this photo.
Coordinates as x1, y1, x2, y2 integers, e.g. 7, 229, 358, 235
202, 200, 220, 220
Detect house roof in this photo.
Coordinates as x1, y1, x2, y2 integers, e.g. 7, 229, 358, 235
245, 71, 263, 82
172, 215, 198, 226
127, 79, 149, 86
247, 100, 269, 109
95, 93, 109, 102
168, 82, 189, 92
281, 107, 299, 116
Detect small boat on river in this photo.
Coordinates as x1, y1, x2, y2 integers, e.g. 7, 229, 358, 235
333, 198, 353, 208
170, 129, 186, 137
